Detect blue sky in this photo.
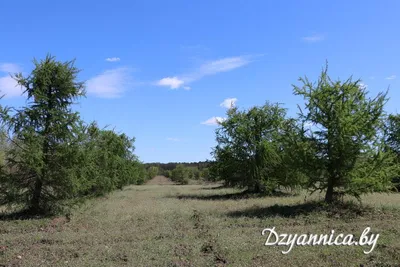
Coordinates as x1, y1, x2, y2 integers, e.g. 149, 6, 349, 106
0, 1, 399, 163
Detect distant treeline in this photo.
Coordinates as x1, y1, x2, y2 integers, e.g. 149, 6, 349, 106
143, 161, 213, 184
143, 161, 212, 171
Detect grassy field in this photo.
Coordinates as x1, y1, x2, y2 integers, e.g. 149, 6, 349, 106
1, 178, 400, 266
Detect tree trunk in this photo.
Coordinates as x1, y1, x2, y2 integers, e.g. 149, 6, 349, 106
254, 181, 262, 193
30, 84, 53, 213
325, 178, 334, 203
30, 179, 43, 213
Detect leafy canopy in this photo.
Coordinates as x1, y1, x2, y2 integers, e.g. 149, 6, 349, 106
293, 64, 399, 201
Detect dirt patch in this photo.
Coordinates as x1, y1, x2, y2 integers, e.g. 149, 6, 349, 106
145, 175, 175, 185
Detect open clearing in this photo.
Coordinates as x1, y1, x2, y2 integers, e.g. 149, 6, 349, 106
1, 180, 400, 267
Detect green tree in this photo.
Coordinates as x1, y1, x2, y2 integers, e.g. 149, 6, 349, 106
193, 167, 201, 180
186, 167, 199, 179
212, 102, 295, 193
171, 164, 189, 184
75, 122, 141, 196
0, 55, 85, 214
386, 114, 400, 158
164, 169, 172, 178
385, 114, 400, 190
293, 65, 399, 202
147, 166, 159, 179
200, 167, 210, 180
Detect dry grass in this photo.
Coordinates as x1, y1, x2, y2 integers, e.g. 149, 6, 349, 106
1, 183, 400, 266
145, 175, 175, 185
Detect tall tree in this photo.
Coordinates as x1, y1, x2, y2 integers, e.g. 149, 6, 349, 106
385, 114, 400, 190
212, 102, 297, 193
385, 114, 400, 158
0, 55, 85, 213
293, 65, 399, 202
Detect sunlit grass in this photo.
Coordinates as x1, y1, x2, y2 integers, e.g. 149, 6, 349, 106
1, 183, 400, 266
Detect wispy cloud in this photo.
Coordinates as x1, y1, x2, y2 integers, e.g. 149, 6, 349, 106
0, 63, 22, 73
105, 57, 120, 62
157, 77, 184, 89
302, 34, 324, 43
166, 137, 180, 142
156, 55, 256, 90
86, 68, 133, 98
0, 63, 24, 98
197, 57, 251, 76
201, 116, 226, 126
220, 98, 237, 109
385, 75, 396, 80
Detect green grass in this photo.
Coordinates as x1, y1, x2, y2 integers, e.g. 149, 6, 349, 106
1, 184, 400, 266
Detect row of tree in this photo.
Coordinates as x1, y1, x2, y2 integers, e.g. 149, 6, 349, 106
143, 161, 211, 172
2, 56, 398, 214
210, 65, 400, 202
0, 55, 146, 215
146, 164, 210, 184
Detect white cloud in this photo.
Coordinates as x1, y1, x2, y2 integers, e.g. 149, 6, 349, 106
302, 34, 324, 43
0, 75, 24, 98
105, 57, 120, 62
385, 75, 396, 80
201, 116, 226, 126
198, 57, 251, 76
166, 137, 180, 142
220, 97, 237, 109
156, 55, 255, 90
86, 68, 132, 98
183, 86, 191, 90
0, 63, 24, 98
157, 77, 184, 89
0, 63, 22, 73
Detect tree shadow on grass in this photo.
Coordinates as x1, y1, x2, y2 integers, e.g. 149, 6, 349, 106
173, 190, 294, 201
0, 209, 49, 221
200, 184, 228, 190
227, 200, 373, 219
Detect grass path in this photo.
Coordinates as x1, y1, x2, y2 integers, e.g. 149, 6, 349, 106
1, 183, 400, 266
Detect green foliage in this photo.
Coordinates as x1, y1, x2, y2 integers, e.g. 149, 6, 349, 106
0, 55, 85, 214
73, 122, 143, 197
385, 114, 400, 190
171, 164, 189, 184
147, 166, 159, 179
163, 169, 172, 178
212, 102, 299, 193
386, 114, 400, 158
200, 167, 210, 180
0, 55, 144, 215
193, 167, 201, 179
186, 167, 200, 180
293, 64, 400, 202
